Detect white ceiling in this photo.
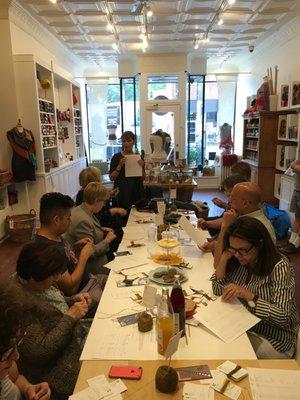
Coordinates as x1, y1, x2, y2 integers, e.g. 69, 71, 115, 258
18, 0, 300, 66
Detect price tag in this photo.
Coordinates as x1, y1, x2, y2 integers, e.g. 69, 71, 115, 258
142, 285, 157, 308
170, 188, 177, 199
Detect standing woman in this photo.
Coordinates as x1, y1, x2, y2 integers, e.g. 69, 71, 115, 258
109, 131, 145, 215
211, 216, 299, 359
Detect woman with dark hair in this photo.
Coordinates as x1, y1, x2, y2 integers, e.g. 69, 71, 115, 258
0, 284, 51, 400
10, 243, 90, 400
109, 131, 145, 215
211, 216, 299, 359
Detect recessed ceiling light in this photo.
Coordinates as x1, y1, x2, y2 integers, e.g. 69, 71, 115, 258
107, 23, 113, 31
49, 0, 57, 3
112, 43, 119, 50
218, 18, 224, 25
147, 10, 153, 17
228, 0, 236, 5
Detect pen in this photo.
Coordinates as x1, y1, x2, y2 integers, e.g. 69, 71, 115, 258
219, 378, 230, 394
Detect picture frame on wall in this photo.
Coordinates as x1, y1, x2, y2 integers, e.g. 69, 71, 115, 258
291, 81, 300, 108
279, 84, 290, 109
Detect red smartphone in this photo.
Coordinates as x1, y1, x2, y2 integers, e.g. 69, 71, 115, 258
109, 365, 142, 380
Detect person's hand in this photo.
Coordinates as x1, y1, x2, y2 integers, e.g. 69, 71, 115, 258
198, 241, 215, 253
110, 188, 119, 198
197, 218, 208, 230
110, 207, 127, 217
118, 157, 126, 168
105, 231, 117, 243
102, 227, 114, 233
138, 159, 145, 167
26, 382, 51, 400
79, 241, 94, 261
212, 197, 227, 209
67, 300, 88, 320
74, 237, 93, 246
221, 209, 237, 229
73, 292, 91, 306
222, 283, 254, 302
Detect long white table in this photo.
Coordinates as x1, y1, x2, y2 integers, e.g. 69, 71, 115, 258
81, 210, 257, 361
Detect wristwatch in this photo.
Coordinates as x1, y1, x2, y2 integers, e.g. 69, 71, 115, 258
248, 294, 258, 308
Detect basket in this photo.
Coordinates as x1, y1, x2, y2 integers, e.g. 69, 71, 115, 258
5, 209, 37, 243
0, 170, 12, 186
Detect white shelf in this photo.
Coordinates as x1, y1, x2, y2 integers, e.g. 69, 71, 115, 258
41, 123, 55, 126
43, 146, 57, 149
42, 134, 56, 137
245, 147, 258, 152
40, 111, 54, 115
74, 116, 81, 119
39, 98, 53, 104
76, 133, 82, 136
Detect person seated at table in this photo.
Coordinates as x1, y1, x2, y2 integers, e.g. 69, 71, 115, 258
231, 161, 251, 181
211, 216, 299, 359
200, 182, 276, 253
35, 192, 101, 298
76, 166, 126, 252
0, 283, 51, 400
109, 131, 145, 218
66, 182, 117, 274
198, 174, 246, 235
10, 243, 90, 400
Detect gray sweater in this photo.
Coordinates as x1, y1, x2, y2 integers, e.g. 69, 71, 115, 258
10, 275, 84, 400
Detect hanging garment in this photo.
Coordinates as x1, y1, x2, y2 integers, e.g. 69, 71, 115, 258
7, 128, 37, 182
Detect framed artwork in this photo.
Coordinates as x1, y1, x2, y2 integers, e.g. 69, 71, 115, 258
279, 84, 290, 109
291, 81, 300, 108
278, 115, 287, 139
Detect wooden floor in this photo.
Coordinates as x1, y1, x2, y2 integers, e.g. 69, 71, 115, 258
1, 189, 300, 313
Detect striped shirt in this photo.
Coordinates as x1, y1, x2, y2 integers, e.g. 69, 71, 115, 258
211, 258, 300, 353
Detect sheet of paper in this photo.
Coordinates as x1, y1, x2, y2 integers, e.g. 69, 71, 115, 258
92, 330, 157, 360
196, 297, 260, 343
69, 387, 100, 400
183, 382, 214, 400
164, 330, 182, 359
106, 255, 148, 272
179, 216, 207, 246
87, 375, 127, 399
125, 154, 143, 177
122, 226, 145, 241
248, 368, 300, 400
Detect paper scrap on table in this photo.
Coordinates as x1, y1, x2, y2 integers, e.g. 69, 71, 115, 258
106, 255, 148, 272
164, 330, 182, 359
69, 387, 100, 400
248, 368, 300, 400
196, 297, 260, 343
122, 226, 145, 241
142, 285, 157, 308
125, 154, 143, 177
210, 371, 241, 400
179, 216, 207, 246
183, 382, 214, 400
87, 375, 127, 399
218, 360, 248, 381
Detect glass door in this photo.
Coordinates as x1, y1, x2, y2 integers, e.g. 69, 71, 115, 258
146, 104, 181, 162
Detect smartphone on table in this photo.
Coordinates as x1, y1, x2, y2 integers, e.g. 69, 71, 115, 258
109, 365, 143, 380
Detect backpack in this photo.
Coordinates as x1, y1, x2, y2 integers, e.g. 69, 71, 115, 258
261, 203, 291, 239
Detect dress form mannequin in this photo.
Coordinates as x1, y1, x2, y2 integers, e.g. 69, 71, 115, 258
150, 135, 167, 162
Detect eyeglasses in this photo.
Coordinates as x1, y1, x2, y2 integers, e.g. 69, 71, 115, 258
0, 333, 26, 362
227, 245, 254, 256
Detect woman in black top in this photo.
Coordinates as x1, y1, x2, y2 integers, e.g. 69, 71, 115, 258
109, 131, 145, 215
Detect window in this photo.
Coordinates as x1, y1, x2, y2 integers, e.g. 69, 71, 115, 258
147, 75, 179, 100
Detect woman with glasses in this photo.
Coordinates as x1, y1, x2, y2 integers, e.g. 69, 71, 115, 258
211, 216, 299, 359
0, 284, 51, 400
10, 243, 90, 400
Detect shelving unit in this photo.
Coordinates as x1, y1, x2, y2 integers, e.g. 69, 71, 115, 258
242, 111, 278, 203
